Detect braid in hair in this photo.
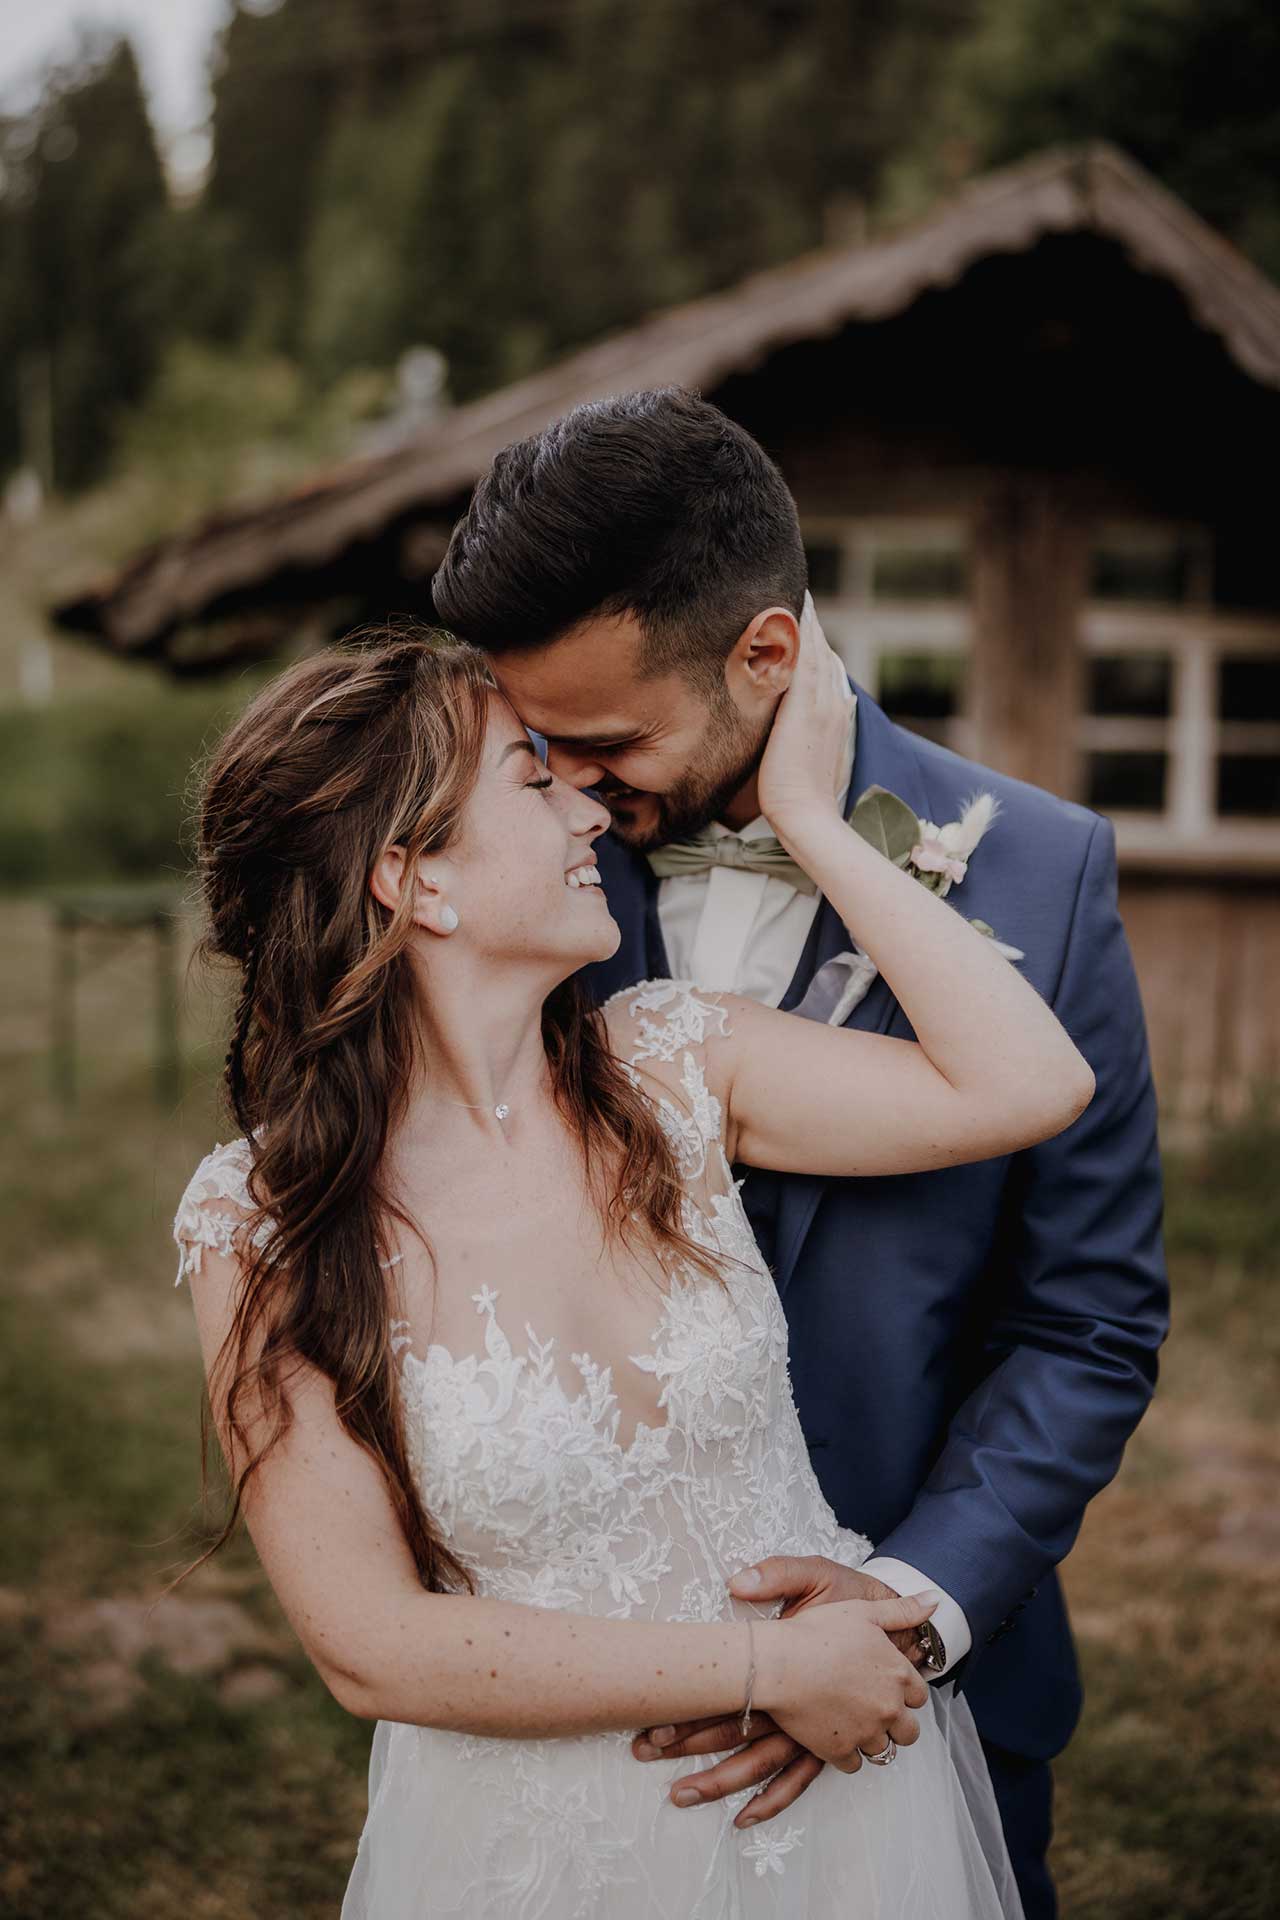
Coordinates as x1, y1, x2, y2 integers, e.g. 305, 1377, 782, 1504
224, 920, 259, 1133
174, 632, 728, 1614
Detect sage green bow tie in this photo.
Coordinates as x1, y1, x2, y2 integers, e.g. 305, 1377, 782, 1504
646, 832, 818, 895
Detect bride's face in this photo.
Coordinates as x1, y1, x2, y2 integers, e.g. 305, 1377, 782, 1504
412, 692, 621, 975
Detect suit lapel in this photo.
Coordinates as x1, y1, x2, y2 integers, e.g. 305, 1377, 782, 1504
642, 856, 671, 979
771, 684, 934, 1299
589, 832, 663, 1001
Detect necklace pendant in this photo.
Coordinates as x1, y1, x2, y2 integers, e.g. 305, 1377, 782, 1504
494, 1103, 510, 1122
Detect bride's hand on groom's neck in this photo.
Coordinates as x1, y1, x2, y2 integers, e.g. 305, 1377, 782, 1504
755, 593, 854, 839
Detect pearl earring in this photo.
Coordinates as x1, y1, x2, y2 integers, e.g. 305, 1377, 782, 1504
440, 904, 459, 932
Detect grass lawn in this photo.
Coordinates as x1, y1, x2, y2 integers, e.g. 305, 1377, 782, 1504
1, 894, 1276, 1918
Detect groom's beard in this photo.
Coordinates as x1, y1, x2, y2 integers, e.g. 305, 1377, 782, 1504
601, 698, 770, 852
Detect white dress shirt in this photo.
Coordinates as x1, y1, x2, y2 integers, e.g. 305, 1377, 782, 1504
655, 690, 972, 1676
656, 701, 858, 1005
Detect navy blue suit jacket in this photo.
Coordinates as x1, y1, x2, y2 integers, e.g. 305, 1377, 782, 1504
580, 679, 1169, 1761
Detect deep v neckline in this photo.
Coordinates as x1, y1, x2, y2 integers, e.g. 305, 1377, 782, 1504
391, 1271, 693, 1463
174, 983, 752, 1466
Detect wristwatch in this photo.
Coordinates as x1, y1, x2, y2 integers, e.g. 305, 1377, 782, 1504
917, 1618, 947, 1675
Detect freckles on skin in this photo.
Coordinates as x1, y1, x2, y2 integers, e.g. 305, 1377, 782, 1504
457, 714, 566, 919
449, 715, 618, 962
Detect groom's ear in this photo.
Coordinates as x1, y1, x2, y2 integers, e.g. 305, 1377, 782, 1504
726, 606, 801, 702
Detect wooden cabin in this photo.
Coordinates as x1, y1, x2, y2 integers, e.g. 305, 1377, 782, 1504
56, 145, 1280, 1135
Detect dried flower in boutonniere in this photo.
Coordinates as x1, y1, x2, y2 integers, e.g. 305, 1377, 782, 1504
792, 782, 1028, 1028
848, 785, 1025, 961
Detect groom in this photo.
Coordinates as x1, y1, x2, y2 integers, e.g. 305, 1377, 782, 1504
432, 387, 1169, 1918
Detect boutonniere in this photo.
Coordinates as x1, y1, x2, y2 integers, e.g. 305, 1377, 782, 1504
790, 781, 1026, 1029
849, 785, 1025, 961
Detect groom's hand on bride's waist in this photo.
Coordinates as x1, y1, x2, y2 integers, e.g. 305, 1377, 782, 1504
630, 1557, 927, 1829
736, 1557, 931, 1656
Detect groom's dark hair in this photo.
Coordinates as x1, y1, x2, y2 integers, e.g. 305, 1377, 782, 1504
431, 387, 807, 697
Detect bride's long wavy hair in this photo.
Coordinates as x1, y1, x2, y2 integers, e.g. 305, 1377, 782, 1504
171, 628, 725, 1599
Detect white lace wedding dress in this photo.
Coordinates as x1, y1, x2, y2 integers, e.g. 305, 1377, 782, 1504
173, 980, 1022, 1920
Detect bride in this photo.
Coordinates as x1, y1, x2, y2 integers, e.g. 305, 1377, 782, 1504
170, 618, 1093, 1918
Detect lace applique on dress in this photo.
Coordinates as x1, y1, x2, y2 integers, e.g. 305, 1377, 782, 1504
359, 982, 873, 1908
171, 1136, 272, 1285
607, 977, 732, 1183
173, 1136, 401, 1288
615, 977, 732, 1068
176, 983, 889, 1916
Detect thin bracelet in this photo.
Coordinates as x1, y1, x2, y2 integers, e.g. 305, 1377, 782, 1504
740, 1616, 757, 1740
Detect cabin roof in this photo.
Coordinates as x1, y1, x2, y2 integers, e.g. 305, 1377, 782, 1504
55, 142, 1280, 660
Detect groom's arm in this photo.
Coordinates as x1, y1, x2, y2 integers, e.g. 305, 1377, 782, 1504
869, 811, 1169, 1659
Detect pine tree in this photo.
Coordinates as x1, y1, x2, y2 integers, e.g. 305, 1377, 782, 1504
195, 0, 984, 397
201, 0, 354, 349
0, 33, 170, 490
939, 0, 1280, 278
0, 0, 999, 488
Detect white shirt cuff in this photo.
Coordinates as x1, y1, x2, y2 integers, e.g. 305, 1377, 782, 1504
860, 1556, 972, 1678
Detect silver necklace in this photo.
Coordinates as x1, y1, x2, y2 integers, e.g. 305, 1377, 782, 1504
441, 1096, 512, 1122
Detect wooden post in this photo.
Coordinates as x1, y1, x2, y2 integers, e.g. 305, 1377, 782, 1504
52, 907, 77, 1108
970, 477, 1089, 796
153, 910, 180, 1106
46, 886, 184, 1109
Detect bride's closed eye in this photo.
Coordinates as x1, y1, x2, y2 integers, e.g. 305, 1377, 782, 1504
526, 774, 554, 793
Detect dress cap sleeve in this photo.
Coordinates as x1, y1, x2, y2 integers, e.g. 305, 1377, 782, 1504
601, 978, 732, 1070
172, 1137, 270, 1287
602, 979, 734, 1177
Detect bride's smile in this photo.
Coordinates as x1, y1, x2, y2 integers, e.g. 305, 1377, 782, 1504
368, 690, 622, 990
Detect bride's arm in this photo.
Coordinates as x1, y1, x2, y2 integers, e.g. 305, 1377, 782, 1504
715, 605, 1095, 1175
179, 1231, 930, 1755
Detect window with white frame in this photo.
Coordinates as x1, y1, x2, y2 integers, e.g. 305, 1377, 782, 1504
806, 515, 1280, 859
802, 518, 973, 755
1080, 525, 1280, 858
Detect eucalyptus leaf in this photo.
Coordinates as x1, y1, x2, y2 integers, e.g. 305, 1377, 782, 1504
849, 784, 921, 867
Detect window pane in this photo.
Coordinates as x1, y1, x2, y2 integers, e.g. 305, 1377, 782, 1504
1084, 751, 1167, 812
1219, 655, 1280, 722
876, 652, 966, 721
1091, 531, 1199, 603
1217, 755, 1280, 816
1087, 654, 1172, 718
871, 541, 967, 601
804, 542, 842, 596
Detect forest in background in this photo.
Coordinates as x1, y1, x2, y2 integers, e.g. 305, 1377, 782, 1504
1, 0, 1278, 891
2, 0, 1278, 505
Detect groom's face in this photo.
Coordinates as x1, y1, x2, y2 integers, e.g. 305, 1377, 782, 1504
488, 609, 769, 852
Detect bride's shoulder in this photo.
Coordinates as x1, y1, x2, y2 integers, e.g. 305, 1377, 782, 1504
172, 1135, 269, 1289
606, 983, 744, 1105
600, 981, 742, 1169
600, 977, 736, 1069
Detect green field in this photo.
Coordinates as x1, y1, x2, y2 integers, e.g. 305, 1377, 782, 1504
1, 895, 1277, 1919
